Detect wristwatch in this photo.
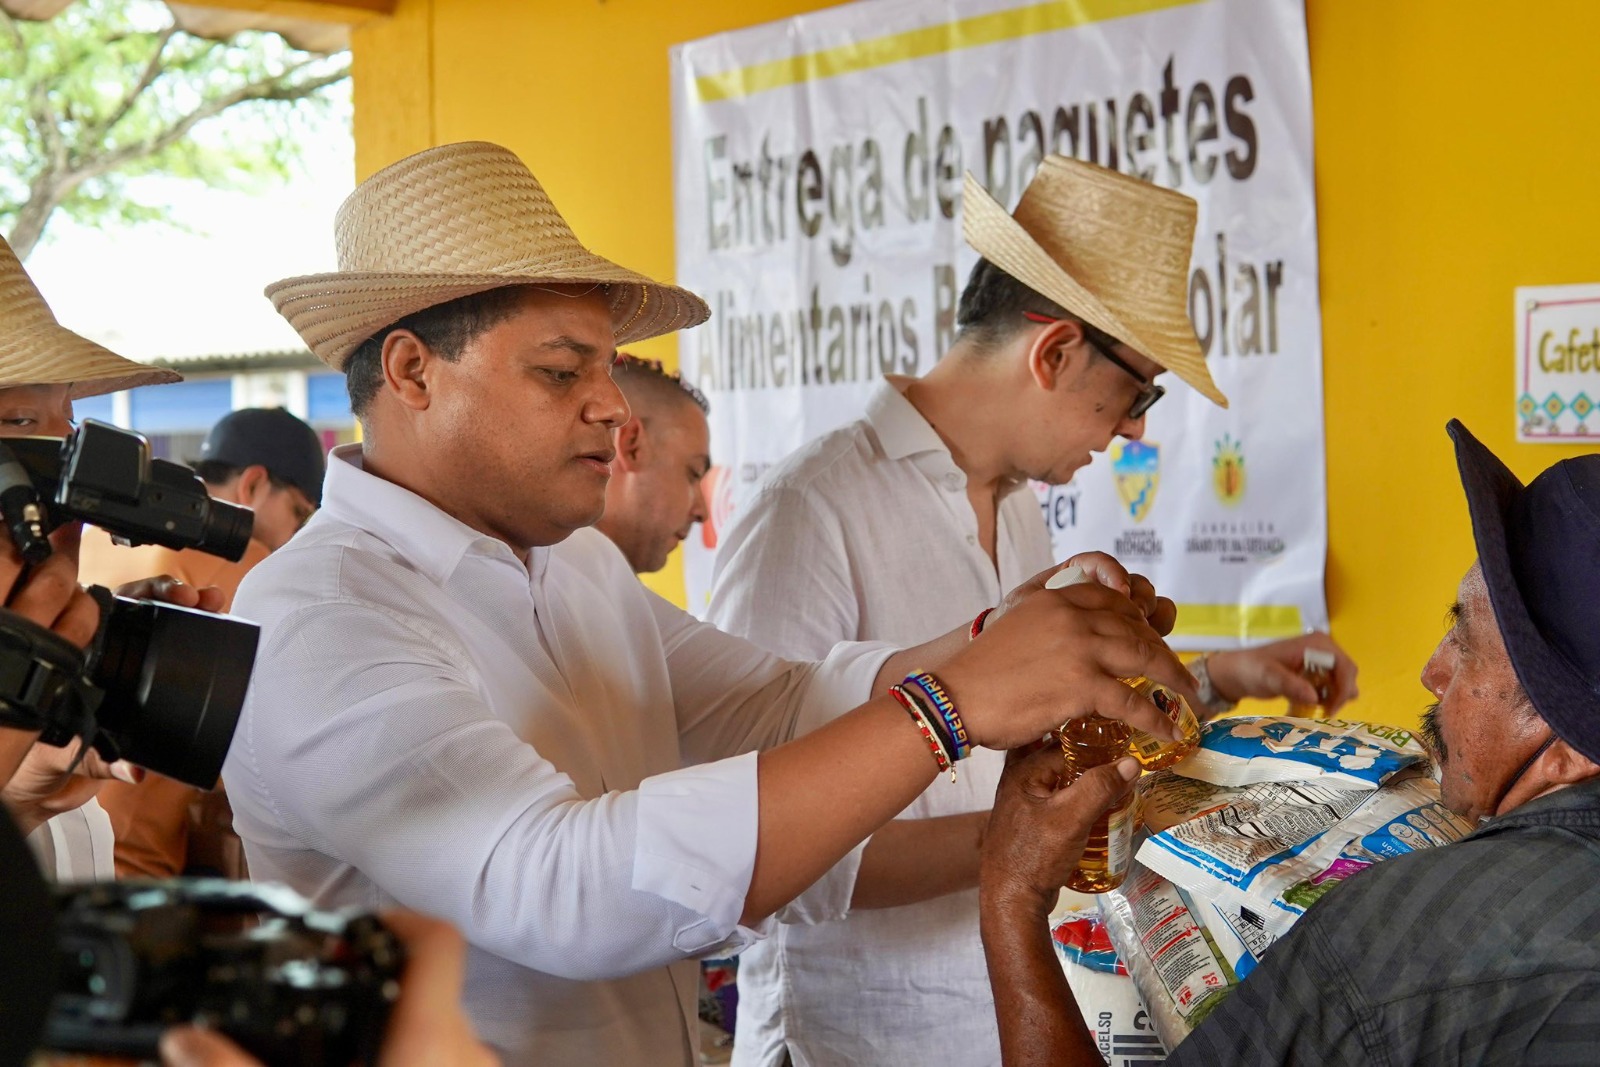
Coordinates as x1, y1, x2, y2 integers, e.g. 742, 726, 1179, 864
1189, 654, 1237, 718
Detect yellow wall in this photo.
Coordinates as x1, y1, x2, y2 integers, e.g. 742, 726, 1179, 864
351, 0, 1600, 725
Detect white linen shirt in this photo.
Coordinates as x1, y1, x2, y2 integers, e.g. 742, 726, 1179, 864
27, 799, 115, 882
709, 378, 1055, 1067
224, 445, 892, 1067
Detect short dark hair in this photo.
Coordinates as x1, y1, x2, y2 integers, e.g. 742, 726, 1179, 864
612, 354, 710, 417
191, 460, 295, 494
955, 258, 1075, 349
344, 286, 534, 417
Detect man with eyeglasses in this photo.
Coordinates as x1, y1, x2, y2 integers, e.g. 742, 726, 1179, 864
707, 157, 1355, 1067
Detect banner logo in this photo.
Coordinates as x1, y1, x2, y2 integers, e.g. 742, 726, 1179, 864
1212, 434, 1246, 506
1111, 440, 1161, 523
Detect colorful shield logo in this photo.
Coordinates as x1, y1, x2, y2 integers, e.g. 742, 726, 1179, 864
1111, 440, 1160, 523
1212, 434, 1246, 506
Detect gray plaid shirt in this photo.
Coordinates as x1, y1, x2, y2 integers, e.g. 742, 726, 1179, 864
1168, 775, 1600, 1066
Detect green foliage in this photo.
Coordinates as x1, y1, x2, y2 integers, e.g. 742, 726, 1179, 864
0, 0, 350, 258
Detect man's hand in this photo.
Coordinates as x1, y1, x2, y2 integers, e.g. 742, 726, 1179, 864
979, 745, 1137, 1067
113, 576, 228, 615
2, 741, 141, 835
993, 553, 1176, 637
945, 579, 1197, 751
1204, 632, 1358, 715
980, 745, 1140, 919
158, 912, 498, 1067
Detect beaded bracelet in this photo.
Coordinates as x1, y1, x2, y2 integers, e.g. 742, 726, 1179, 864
895, 679, 958, 757
970, 608, 994, 640
904, 670, 971, 762
888, 684, 954, 780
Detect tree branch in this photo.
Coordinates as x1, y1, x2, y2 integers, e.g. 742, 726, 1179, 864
93, 23, 180, 143
73, 59, 350, 184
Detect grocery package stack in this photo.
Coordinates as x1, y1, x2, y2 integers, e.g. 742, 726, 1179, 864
1071, 716, 1475, 1056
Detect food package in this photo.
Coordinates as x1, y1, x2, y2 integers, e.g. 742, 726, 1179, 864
1051, 913, 1169, 1066
1172, 716, 1427, 790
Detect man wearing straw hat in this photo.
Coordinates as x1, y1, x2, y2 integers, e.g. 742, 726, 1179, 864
229, 140, 1198, 1067
0, 235, 224, 881
707, 157, 1355, 1067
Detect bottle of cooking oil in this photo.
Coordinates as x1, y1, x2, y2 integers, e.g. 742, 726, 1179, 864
1044, 566, 1202, 771
1287, 647, 1338, 717
1059, 716, 1137, 893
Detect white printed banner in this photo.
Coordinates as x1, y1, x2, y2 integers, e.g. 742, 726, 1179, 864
1515, 283, 1600, 442
671, 0, 1327, 648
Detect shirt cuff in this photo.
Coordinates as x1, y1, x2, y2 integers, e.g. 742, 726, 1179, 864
633, 752, 768, 955
795, 639, 898, 736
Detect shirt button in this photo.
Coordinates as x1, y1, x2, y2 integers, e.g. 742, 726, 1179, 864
966, 534, 977, 546
944, 473, 963, 491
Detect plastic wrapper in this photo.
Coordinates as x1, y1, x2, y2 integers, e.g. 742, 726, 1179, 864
1139, 771, 1474, 937
1051, 913, 1169, 1066
1097, 862, 1245, 1052
1172, 716, 1427, 790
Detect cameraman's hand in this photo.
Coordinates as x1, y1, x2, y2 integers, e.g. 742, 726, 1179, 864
2, 741, 140, 835
158, 912, 498, 1067
992, 553, 1176, 637
0, 523, 100, 649
114, 575, 227, 615
0, 523, 102, 787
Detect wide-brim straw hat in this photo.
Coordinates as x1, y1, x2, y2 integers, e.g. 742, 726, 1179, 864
267, 141, 710, 370
962, 156, 1227, 407
0, 237, 180, 398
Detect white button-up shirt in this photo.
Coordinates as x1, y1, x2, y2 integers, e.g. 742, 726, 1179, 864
709, 378, 1054, 1067
224, 445, 891, 1067
27, 799, 115, 882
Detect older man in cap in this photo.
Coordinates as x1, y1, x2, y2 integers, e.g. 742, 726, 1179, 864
226, 141, 1198, 1067
978, 420, 1600, 1066
708, 158, 1355, 1067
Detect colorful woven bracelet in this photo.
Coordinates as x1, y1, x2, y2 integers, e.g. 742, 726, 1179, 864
895, 679, 959, 758
969, 608, 994, 640
905, 670, 970, 761
888, 684, 953, 780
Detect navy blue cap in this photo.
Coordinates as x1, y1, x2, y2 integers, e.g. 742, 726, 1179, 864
198, 407, 325, 506
1449, 420, 1600, 764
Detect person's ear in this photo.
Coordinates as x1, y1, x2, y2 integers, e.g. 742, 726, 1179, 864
1026, 319, 1090, 392
235, 465, 274, 508
1541, 737, 1600, 787
614, 417, 648, 473
381, 330, 437, 412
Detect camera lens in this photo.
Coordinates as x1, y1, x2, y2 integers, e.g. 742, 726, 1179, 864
195, 499, 255, 563
91, 596, 259, 789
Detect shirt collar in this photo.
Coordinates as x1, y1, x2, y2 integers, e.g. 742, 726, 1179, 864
1473, 774, 1600, 838
864, 376, 949, 462
319, 444, 540, 587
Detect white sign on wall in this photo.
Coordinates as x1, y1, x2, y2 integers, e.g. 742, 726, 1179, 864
671, 0, 1328, 649
1516, 283, 1600, 442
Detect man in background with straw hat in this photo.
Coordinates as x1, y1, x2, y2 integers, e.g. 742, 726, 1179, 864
0, 234, 235, 883
230, 140, 1199, 1067
708, 157, 1355, 1067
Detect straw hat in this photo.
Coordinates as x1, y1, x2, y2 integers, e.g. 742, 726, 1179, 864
0, 237, 180, 398
267, 141, 710, 370
962, 156, 1227, 407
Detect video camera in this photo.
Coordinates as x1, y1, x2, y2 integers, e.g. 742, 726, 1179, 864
45, 879, 403, 1066
0, 420, 259, 787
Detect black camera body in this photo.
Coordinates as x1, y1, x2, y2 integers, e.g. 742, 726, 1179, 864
46, 880, 403, 1066
2, 419, 253, 562
0, 421, 260, 787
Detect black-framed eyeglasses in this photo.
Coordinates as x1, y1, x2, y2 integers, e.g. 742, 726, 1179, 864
1022, 311, 1165, 420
